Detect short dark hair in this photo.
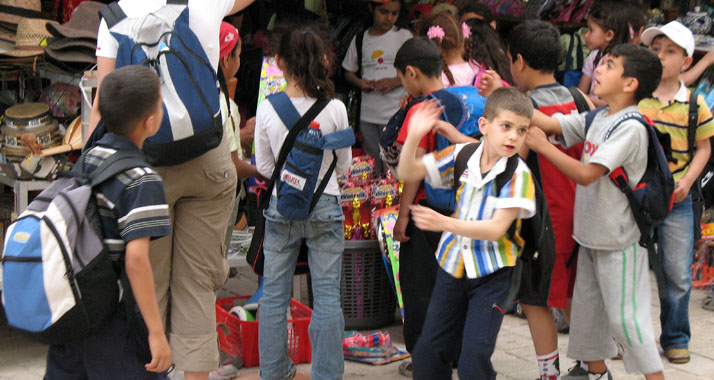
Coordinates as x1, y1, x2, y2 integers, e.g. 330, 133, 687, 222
460, 1, 494, 23
394, 36, 443, 78
610, 44, 662, 102
98, 66, 161, 136
483, 87, 533, 121
507, 20, 561, 73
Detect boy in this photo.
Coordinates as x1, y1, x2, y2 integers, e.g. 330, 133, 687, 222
45, 66, 172, 379
639, 20, 714, 364
505, 20, 594, 380
527, 44, 665, 380
399, 87, 536, 380
389, 36, 477, 377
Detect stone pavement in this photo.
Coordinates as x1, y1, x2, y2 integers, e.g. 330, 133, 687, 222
1, 272, 713, 379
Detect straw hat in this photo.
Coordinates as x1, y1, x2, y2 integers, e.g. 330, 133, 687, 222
0, 0, 42, 25
39, 116, 82, 156
0, 17, 51, 57
46, 1, 105, 40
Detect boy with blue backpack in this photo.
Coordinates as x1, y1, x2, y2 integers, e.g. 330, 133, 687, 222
528, 44, 666, 380
46, 66, 172, 378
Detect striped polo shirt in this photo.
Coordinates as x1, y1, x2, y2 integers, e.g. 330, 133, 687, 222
422, 143, 536, 279
82, 133, 172, 262
638, 81, 714, 181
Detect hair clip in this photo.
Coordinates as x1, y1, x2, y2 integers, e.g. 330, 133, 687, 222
461, 22, 471, 39
427, 25, 445, 42
628, 23, 635, 40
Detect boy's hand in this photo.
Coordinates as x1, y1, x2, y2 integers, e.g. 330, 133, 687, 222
145, 331, 172, 373
673, 179, 693, 203
399, 95, 413, 110
525, 127, 549, 153
477, 70, 503, 98
374, 77, 400, 95
361, 79, 375, 93
407, 100, 442, 141
394, 215, 410, 242
409, 204, 446, 232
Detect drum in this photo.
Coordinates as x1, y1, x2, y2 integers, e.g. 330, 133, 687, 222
2, 103, 61, 157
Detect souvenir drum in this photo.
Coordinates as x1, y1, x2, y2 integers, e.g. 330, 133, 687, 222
2, 103, 61, 157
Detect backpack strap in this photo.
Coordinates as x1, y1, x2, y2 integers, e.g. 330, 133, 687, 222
217, 66, 232, 121
167, 0, 188, 4
453, 142, 519, 199
567, 86, 590, 113
268, 92, 302, 131
73, 149, 148, 187
583, 105, 607, 138
564, 33, 576, 72
98, 2, 127, 29
356, 29, 365, 77
688, 90, 699, 160
575, 33, 584, 70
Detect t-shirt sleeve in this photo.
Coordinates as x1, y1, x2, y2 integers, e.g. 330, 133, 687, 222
96, 19, 118, 58
396, 103, 431, 149
696, 94, 714, 141
333, 100, 353, 176
495, 165, 536, 219
116, 169, 172, 242
254, 101, 274, 178
555, 111, 588, 148
422, 144, 458, 189
588, 119, 646, 172
582, 50, 597, 78
341, 36, 359, 73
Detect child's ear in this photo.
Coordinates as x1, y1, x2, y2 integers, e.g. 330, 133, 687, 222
605, 29, 615, 43
405, 65, 417, 79
622, 76, 639, 97
478, 116, 489, 136
682, 55, 694, 72
515, 53, 526, 73
275, 54, 285, 71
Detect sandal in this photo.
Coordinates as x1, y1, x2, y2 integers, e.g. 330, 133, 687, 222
703, 296, 714, 311
399, 360, 412, 377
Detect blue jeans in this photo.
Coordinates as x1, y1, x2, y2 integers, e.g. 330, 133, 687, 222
258, 195, 345, 380
656, 195, 694, 350
412, 267, 512, 380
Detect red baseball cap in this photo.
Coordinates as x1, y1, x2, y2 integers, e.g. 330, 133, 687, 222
219, 22, 239, 59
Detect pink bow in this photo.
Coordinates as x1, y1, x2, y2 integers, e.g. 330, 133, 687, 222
462, 22, 471, 39
427, 25, 445, 42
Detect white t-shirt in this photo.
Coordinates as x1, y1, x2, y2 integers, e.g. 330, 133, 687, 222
556, 106, 648, 250
96, 0, 235, 71
220, 92, 241, 158
341, 27, 412, 125
255, 97, 352, 197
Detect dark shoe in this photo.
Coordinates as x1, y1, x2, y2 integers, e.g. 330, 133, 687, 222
560, 361, 588, 380
665, 348, 691, 364
399, 360, 412, 377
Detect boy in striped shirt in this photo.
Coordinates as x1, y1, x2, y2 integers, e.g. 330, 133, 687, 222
398, 87, 536, 379
638, 21, 714, 365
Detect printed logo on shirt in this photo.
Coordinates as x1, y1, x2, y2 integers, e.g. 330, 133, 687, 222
583, 140, 598, 157
281, 170, 306, 191
372, 50, 384, 64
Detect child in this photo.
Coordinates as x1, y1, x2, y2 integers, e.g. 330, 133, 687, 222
459, 0, 497, 30
527, 44, 665, 380
45, 66, 172, 379
639, 20, 714, 365
342, 0, 412, 177
466, 18, 514, 86
421, 11, 477, 87
399, 87, 535, 380
578, 1, 631, 106
390, 36, 478, 377
505, 20, 594, 380
254, 24, 352, 380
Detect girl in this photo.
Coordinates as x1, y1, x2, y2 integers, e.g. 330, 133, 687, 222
578, 1, 630, 105
255, 24, 352, 380
421, 11, 477, 86
466, 18, 514, 86
341, 0, 412, 177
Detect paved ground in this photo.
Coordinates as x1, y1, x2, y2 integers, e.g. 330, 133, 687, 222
1, 268, 713, 379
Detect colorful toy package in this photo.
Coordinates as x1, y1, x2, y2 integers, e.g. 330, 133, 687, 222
341, 182, 372, 240
375, 206, 403, 322
347, 155, 376, 184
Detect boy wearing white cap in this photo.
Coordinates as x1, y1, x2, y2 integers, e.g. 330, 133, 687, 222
639, 20, 714, 364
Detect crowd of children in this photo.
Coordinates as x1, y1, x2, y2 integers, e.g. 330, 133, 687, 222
25, 0, 714, 379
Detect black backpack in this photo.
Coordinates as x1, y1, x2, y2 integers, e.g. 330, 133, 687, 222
453, 143, 555, 305
584, 108, 675, 249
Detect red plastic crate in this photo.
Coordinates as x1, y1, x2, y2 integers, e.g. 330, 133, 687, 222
216, 296, 312, 367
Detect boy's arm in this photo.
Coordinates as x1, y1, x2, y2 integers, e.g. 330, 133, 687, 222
676, 137, 711, 202
345, 70, 373, 92
682, 49, 714, 86
434, 120, 480, 144
125, 237, 171, 373
410, 204, 520, 241
397, 101, 442, 181
527, 127, 607, 185
531, 109, 563, 135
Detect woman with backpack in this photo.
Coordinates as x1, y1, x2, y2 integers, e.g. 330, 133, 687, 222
253, 24, 352, 380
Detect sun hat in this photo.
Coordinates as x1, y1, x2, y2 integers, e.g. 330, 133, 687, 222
0, 0, 42, 25
219, 22, 239, 59
641, 20, 695, 57
0, 17, 51, 57
46, 1, 104, 40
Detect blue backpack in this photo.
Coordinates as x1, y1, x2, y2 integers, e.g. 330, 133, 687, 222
584, 108, 675, 249
99, 1, 222, 167
268, 93, 355, 220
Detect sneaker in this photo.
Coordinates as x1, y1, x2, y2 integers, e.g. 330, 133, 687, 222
398, 360, 412, 377
552, 308, 569, 334
561, 361, 588, 380
208, 364, 239, 380
588, 370, 613, 380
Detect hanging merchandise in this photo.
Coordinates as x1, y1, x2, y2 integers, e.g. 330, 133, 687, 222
1, 103, 61, 157
0, 18, 52, 60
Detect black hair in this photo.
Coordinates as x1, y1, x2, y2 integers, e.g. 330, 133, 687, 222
483, 86, 533, 120
610, 44, 662, 102
624, 3, 647, 39
460, 1, 494, 23
589, 1, 632, 67
467, 18, 514, 84
369, 0, 406, 31
98, 65, 161, 137
394, 36, 443, 78
277, 23, 335, 100
506, 20, 561, 74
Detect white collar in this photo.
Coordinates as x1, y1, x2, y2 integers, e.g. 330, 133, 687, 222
673, 79, 688, 103
466, 143, 509, 189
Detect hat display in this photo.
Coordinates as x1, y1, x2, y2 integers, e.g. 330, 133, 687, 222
46, 1, 104, 40
39, 116, 82, 157
45, 45, 96, 64
641, 21, 696, 57
0, 17, 51, 57
0, 0, 42, 26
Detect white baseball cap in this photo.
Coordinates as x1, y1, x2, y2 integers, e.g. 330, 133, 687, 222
641, 20, 695, 56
